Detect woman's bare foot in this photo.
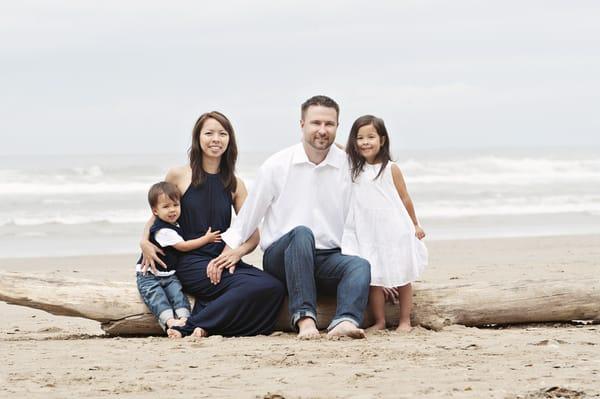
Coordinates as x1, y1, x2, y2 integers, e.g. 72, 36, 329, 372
366, 321, 386, 332
297, 317, 320, 340
191, 327, 207, 338
167, 328, 183, 339
327, 321, 366, 339
396, 322, 413, 333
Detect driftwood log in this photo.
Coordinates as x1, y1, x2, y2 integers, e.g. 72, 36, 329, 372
0, 271, 599, 335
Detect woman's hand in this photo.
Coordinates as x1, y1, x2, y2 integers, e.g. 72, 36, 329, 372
206, 246, 241, 285
140, 239, 166, 274
415, 225, 426, 240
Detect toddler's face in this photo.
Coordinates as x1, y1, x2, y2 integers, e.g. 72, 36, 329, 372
152, 193, 181, 224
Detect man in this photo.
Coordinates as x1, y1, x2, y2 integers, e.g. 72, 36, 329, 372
209, 95, 370, 339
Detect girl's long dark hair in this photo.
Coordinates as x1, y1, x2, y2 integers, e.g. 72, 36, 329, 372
188, 111, 238, 193
346, 115, 391, 182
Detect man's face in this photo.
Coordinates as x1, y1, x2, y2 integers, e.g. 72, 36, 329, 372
301, 105, 338, 151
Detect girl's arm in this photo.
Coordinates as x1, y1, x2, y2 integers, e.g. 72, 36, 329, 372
391, 164, 426, 239
207, 177, 260, 284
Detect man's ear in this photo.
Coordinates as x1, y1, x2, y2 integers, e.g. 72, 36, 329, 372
300, 119, 305, 128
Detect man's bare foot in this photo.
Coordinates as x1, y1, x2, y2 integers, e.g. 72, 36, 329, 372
366, 321, 386, 332
191, 327, 207, 338
327, 321, 366, 339
396, 322, 413, 333
297, 317, 320, 340
167, 328, 182, 339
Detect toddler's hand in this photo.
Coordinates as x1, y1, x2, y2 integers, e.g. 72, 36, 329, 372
415, 225, 426, 240
204, 227, 222, 243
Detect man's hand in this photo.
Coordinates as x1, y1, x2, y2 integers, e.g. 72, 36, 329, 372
206, 245, 241, 284
140, 240, 166, 274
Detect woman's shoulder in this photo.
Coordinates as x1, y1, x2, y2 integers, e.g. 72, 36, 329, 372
165, 165, 191, 182
233, 175, 247, 195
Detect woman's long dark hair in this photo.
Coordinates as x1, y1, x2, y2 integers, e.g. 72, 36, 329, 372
188, 111, 238, 193
346, 115, 391, 182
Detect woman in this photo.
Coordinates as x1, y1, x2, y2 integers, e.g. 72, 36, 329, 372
141, 111, 285, 338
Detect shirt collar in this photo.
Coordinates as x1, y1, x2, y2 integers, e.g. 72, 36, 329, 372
292, 142, 345, 169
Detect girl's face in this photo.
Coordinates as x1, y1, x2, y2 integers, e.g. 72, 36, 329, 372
356, 124, 385, 164
199, 117, 230, 159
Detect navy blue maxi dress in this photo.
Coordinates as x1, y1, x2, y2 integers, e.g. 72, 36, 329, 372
172, 173, 285, 337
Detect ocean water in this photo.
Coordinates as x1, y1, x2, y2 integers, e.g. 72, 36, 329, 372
1, 147, 600, 258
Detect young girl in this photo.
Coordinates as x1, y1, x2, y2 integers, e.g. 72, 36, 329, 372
341, 115, 428, 332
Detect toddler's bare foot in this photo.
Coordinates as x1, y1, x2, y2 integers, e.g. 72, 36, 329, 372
167, 318, 186, 328
165, 318, 178, 329
167, 328, 182, 339
297, 317, 320, 340
366, 321, 386, 332
396, 322, 413, 333
191, 327, 207, 339
327, 321, 366, 339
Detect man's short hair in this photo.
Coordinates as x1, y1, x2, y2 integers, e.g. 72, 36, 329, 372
147, 181, 181, 208
301, 95, 340, 121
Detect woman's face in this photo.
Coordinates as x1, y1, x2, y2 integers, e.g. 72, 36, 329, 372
199, 117, 230, 159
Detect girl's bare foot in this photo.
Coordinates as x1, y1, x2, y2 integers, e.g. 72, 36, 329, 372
167, 328, 183, 339
396, 322, 413, 333
191, 327, 207, 338
366, 321, 386, 332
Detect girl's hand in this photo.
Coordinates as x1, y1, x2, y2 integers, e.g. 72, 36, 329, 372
203, 227, 222, 243
415, 225, 426, 240
140, 240, 166, 274
383, 287, 399, 304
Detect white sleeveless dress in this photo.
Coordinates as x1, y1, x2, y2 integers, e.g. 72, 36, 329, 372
341, 162, 428, 287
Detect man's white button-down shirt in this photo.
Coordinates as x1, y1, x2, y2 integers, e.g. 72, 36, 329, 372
222, 142, 351, 251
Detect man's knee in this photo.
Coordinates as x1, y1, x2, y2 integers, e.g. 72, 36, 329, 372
349, 257, 371, 285
289, 225, 315, 245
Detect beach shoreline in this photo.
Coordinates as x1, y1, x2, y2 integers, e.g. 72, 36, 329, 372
1, 234, 599, 398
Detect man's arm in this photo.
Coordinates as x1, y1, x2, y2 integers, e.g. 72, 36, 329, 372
221, 164, 274, 249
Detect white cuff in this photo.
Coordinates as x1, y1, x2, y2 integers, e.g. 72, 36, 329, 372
221, 229, 243, 249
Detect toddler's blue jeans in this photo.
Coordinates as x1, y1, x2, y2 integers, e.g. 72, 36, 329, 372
136, 272, 191, 330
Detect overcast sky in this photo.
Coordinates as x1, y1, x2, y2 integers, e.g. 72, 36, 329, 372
1, 0, 599, 155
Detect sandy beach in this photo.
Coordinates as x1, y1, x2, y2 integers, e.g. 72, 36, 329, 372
1, 235, 599, 398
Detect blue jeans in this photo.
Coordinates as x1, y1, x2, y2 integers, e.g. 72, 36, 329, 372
263, 226, 371, 330
136, 272, 191, 330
